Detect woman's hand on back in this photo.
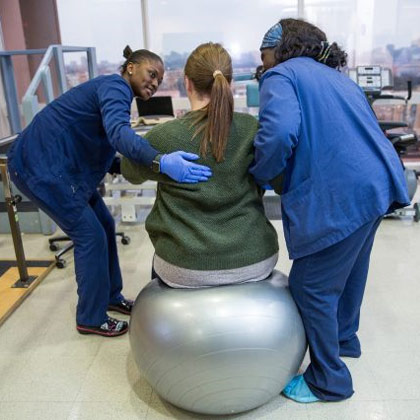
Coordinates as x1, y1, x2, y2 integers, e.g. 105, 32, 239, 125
160, 151, 212, 183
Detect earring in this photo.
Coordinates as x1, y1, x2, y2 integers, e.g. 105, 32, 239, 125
129, 72, 133, 75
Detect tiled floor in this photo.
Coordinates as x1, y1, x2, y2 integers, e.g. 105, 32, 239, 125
0, 209, 419, 419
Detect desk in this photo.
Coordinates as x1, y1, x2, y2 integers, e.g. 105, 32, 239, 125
103, 126, 159, 222
103, 178, 156, 223
132, 124, 156, 136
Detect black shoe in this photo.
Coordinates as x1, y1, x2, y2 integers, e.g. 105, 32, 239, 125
77, 316, 128, 337
108, 298, 133, 315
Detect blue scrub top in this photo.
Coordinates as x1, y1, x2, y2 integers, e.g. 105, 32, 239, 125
8, 74, 158, 224
250, 57, 409, 259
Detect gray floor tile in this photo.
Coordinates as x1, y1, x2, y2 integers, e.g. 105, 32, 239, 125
0, 402, 73, 420
67, 400, 148, 420
366, 351, 420, 400
385, 400, 420, 420
1, 208, 420, 419
75, 340, 152, 403
343, 357, 382, 401
0, 353, 93, 402
307, 401, 387, 420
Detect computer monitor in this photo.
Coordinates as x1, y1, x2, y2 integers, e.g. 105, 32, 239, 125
136, 96, 174, 118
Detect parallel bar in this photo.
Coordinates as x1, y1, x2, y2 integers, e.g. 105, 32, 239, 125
0, 46, 92, 56
0, 156, 30, 283
0, 56, 21, 133
22, 95, 39, 126
41, 66, 54, 103
4, 45, 97, 134
53, 45, 67, 94
0, 134, 18, 148
23, 47, 54, 98
0, 49, 47, 56
60, 46, 94, 53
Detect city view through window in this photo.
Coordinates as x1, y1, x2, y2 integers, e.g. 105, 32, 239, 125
57, 0, 420, 106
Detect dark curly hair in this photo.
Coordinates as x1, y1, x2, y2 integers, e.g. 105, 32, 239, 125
274, 18, 347, 70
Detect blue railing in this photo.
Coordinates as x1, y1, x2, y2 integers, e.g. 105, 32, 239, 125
0, 45, 97, 134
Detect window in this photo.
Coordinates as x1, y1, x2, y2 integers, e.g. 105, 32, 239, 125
305, 0, 420, 144
56, 0, 420, 107
305, 0, 420, 93
148, 0, 298, 101
56, 0, 144, 87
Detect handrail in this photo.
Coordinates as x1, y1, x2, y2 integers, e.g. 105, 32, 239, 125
0, 134, 18, 150
23, 46, 54, 99
0, 134, 18, 160
0, 45, 97, 133
0, 136, 36, 285
22, 45, 97, 99
0, 49, 48, 56
22, 45, 97, 126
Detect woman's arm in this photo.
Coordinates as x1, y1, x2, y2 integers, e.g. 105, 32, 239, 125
98, 77, 212, 183
121, 123, 190, 186
97, 77, 158, 166
121, 152, 174, 185
249, 73, 301, 185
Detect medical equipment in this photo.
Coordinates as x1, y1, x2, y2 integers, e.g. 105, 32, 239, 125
349, 66, 420, 222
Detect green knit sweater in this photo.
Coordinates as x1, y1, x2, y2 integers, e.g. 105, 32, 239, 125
121, 111, 278, 270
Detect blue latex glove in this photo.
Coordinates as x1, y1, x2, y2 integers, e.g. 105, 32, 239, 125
282, 375, 320, 403
160, 151, 212, 183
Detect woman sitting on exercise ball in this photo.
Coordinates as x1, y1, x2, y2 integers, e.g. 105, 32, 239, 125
121, 42, 279, 287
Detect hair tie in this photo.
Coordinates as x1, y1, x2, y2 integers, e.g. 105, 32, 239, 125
317, 41, 332, 63
213, 70, 223, 79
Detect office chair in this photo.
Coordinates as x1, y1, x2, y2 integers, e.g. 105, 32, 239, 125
49, 231, 130, 268
48, 180, 131, 268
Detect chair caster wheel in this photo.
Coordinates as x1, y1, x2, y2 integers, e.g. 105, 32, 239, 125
49, 244, 58, 251
56, 259, 66, 269
121, 236, 131, 245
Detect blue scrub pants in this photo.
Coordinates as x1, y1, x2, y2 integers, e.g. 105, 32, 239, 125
288, 217, 382, 401
9, 172, 124, 327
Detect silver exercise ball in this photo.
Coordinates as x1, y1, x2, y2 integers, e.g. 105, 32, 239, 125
129, 270, 307, 415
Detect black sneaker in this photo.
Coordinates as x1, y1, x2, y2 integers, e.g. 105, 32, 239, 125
107, 298, 133, 315
76, 316, 128, 337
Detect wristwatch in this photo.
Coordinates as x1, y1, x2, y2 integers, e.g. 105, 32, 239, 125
151, 154, 163, 173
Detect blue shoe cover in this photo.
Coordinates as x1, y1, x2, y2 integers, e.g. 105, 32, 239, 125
282, 375, 320, 403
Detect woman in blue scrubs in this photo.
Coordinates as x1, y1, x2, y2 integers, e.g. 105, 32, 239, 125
7, 46, 211, 337
251, 19, 409, 402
